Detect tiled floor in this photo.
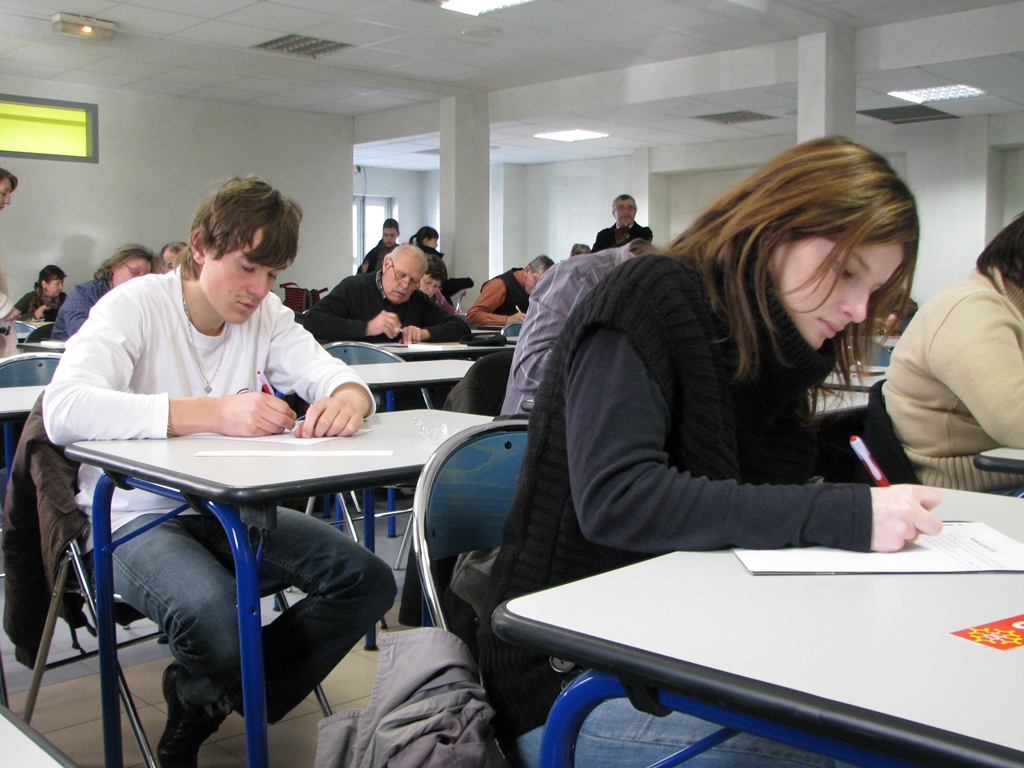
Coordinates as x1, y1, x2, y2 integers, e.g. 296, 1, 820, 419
1, 513, 416, 768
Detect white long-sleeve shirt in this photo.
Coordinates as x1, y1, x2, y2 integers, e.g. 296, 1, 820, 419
44, 270, 374, 532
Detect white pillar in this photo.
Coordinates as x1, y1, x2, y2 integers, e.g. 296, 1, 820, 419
439, 91, 490, 289
798, 26, 856, 142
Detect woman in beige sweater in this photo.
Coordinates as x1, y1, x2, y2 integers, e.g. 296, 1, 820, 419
886, 210, 1024, 491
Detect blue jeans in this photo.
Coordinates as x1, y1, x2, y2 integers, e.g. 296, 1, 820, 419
109, 509, 396, 722
515, 698, 841, 768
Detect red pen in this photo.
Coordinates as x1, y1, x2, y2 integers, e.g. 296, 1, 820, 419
256, 370, 274, 396
850, 435, 890, 487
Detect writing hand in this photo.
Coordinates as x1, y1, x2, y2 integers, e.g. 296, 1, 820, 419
217, 392, 297, 436
869, 485, 943, 552
294, 397, 363, 437
400, 325, 428, 344
366, 310, 402, 339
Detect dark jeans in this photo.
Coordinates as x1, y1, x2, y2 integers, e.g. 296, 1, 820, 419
110, 509, 396, 721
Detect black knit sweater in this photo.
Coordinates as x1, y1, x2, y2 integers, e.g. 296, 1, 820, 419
478, 255, 873, 740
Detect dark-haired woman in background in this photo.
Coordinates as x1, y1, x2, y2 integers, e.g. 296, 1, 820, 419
886, 210, 1024, 492
15, 264, 67, 321
479, 137, 943, 768
410, 225, 474, 306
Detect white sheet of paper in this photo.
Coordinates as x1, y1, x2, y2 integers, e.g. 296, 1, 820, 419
194, 450, 394, 457
733, 522, 1024, 574
186, 427, 372, 445
381, 343, 466, 351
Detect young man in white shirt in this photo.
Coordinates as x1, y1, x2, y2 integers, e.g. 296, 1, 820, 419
45, 176, 396, 768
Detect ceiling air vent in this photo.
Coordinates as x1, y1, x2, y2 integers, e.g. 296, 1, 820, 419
857, 105, 956, 125
695, 111, 774, 125
251, 35, 352, 59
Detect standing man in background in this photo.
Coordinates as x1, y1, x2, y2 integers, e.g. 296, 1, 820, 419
592, 194, 653, 252
359, 218, 400, 274
0, 167, 21, 357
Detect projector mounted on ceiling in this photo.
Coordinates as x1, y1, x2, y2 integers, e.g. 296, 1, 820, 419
52, 12, 116, 42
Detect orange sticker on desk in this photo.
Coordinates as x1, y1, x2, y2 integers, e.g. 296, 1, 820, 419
952, 614, 1024, 651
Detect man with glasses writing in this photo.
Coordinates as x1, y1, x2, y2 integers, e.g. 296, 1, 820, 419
300, 244, 469, 343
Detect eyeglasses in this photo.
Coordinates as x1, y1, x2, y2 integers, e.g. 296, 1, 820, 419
386, 261, 421, 286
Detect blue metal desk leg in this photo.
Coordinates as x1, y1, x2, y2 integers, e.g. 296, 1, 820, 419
363, 487, 377, 650
92, 473, 124, 768
207, 502, 269, 768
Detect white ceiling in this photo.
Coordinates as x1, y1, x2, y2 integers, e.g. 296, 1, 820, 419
1, 0, 1023, 170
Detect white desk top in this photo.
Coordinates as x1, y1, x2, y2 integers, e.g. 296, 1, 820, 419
816, 388, 868, 414
355, 359, 473, 389
0, 384, 46, 420
497, 488, 1024, 766
0, 705, 79, 767
377, 342, 511, 360
822, 366, 887, 392
976, 447, 1024, 475
66, 409, 491, 505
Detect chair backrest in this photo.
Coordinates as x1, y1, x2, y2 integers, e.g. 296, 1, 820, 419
443, 349, 515, 416
0, 353, 62, 388
501, 322, 522, 339
24, 323, 54, 343
323, 341, 405, 365
13, 320, 35, 337
413, 419, 528, 629
855, 380, 919, 485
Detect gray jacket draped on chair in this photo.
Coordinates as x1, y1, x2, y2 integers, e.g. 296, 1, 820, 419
314, 627, 505, 768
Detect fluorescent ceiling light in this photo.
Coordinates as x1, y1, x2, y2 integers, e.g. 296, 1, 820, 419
52, 12, 115, 41
888, 84, 987, 104
441, 0, 535, 16
534, 130, 608, 142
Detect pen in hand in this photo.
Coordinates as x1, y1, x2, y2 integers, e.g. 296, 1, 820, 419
256, 370, 274, 396
850, 435, 890, 487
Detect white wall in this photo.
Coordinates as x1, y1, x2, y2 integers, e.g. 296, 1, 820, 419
0, 73, 353, 301
352, 165, 429, 251
666, 167, 755, 240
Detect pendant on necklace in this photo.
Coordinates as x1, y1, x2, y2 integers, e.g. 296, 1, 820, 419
204, 384, 212, 394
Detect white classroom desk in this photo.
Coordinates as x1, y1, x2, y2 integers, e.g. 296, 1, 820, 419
1, 704, 80, 767
822, 365, 887, 392
66, 409, 491, 768
377, 341, 512, 360
975, 447, 1024, 475
0, 384, 46, 418
355, 359, 473, 391
817, 388, 869, 414
493, 488, 1024, 768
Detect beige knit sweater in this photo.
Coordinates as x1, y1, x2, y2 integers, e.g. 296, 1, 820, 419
885, 269, 1024, 491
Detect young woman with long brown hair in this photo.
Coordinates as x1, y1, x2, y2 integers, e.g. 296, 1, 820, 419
479, 137, 943, 768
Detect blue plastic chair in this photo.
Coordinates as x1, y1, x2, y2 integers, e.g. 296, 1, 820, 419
501, 322, 522, 340
413, 419, 528, 629
13, 320, 35, 340
0, 352, 62, 388
319, 341, 427, 549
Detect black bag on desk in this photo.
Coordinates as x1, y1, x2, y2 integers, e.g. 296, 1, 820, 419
462, 333, 506, 347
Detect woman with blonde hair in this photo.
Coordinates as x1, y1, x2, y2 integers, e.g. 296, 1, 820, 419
52, 244, 154, 340
479, 137, 942, 768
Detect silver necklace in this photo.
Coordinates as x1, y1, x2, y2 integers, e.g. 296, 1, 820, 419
181, 292, 227, 394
